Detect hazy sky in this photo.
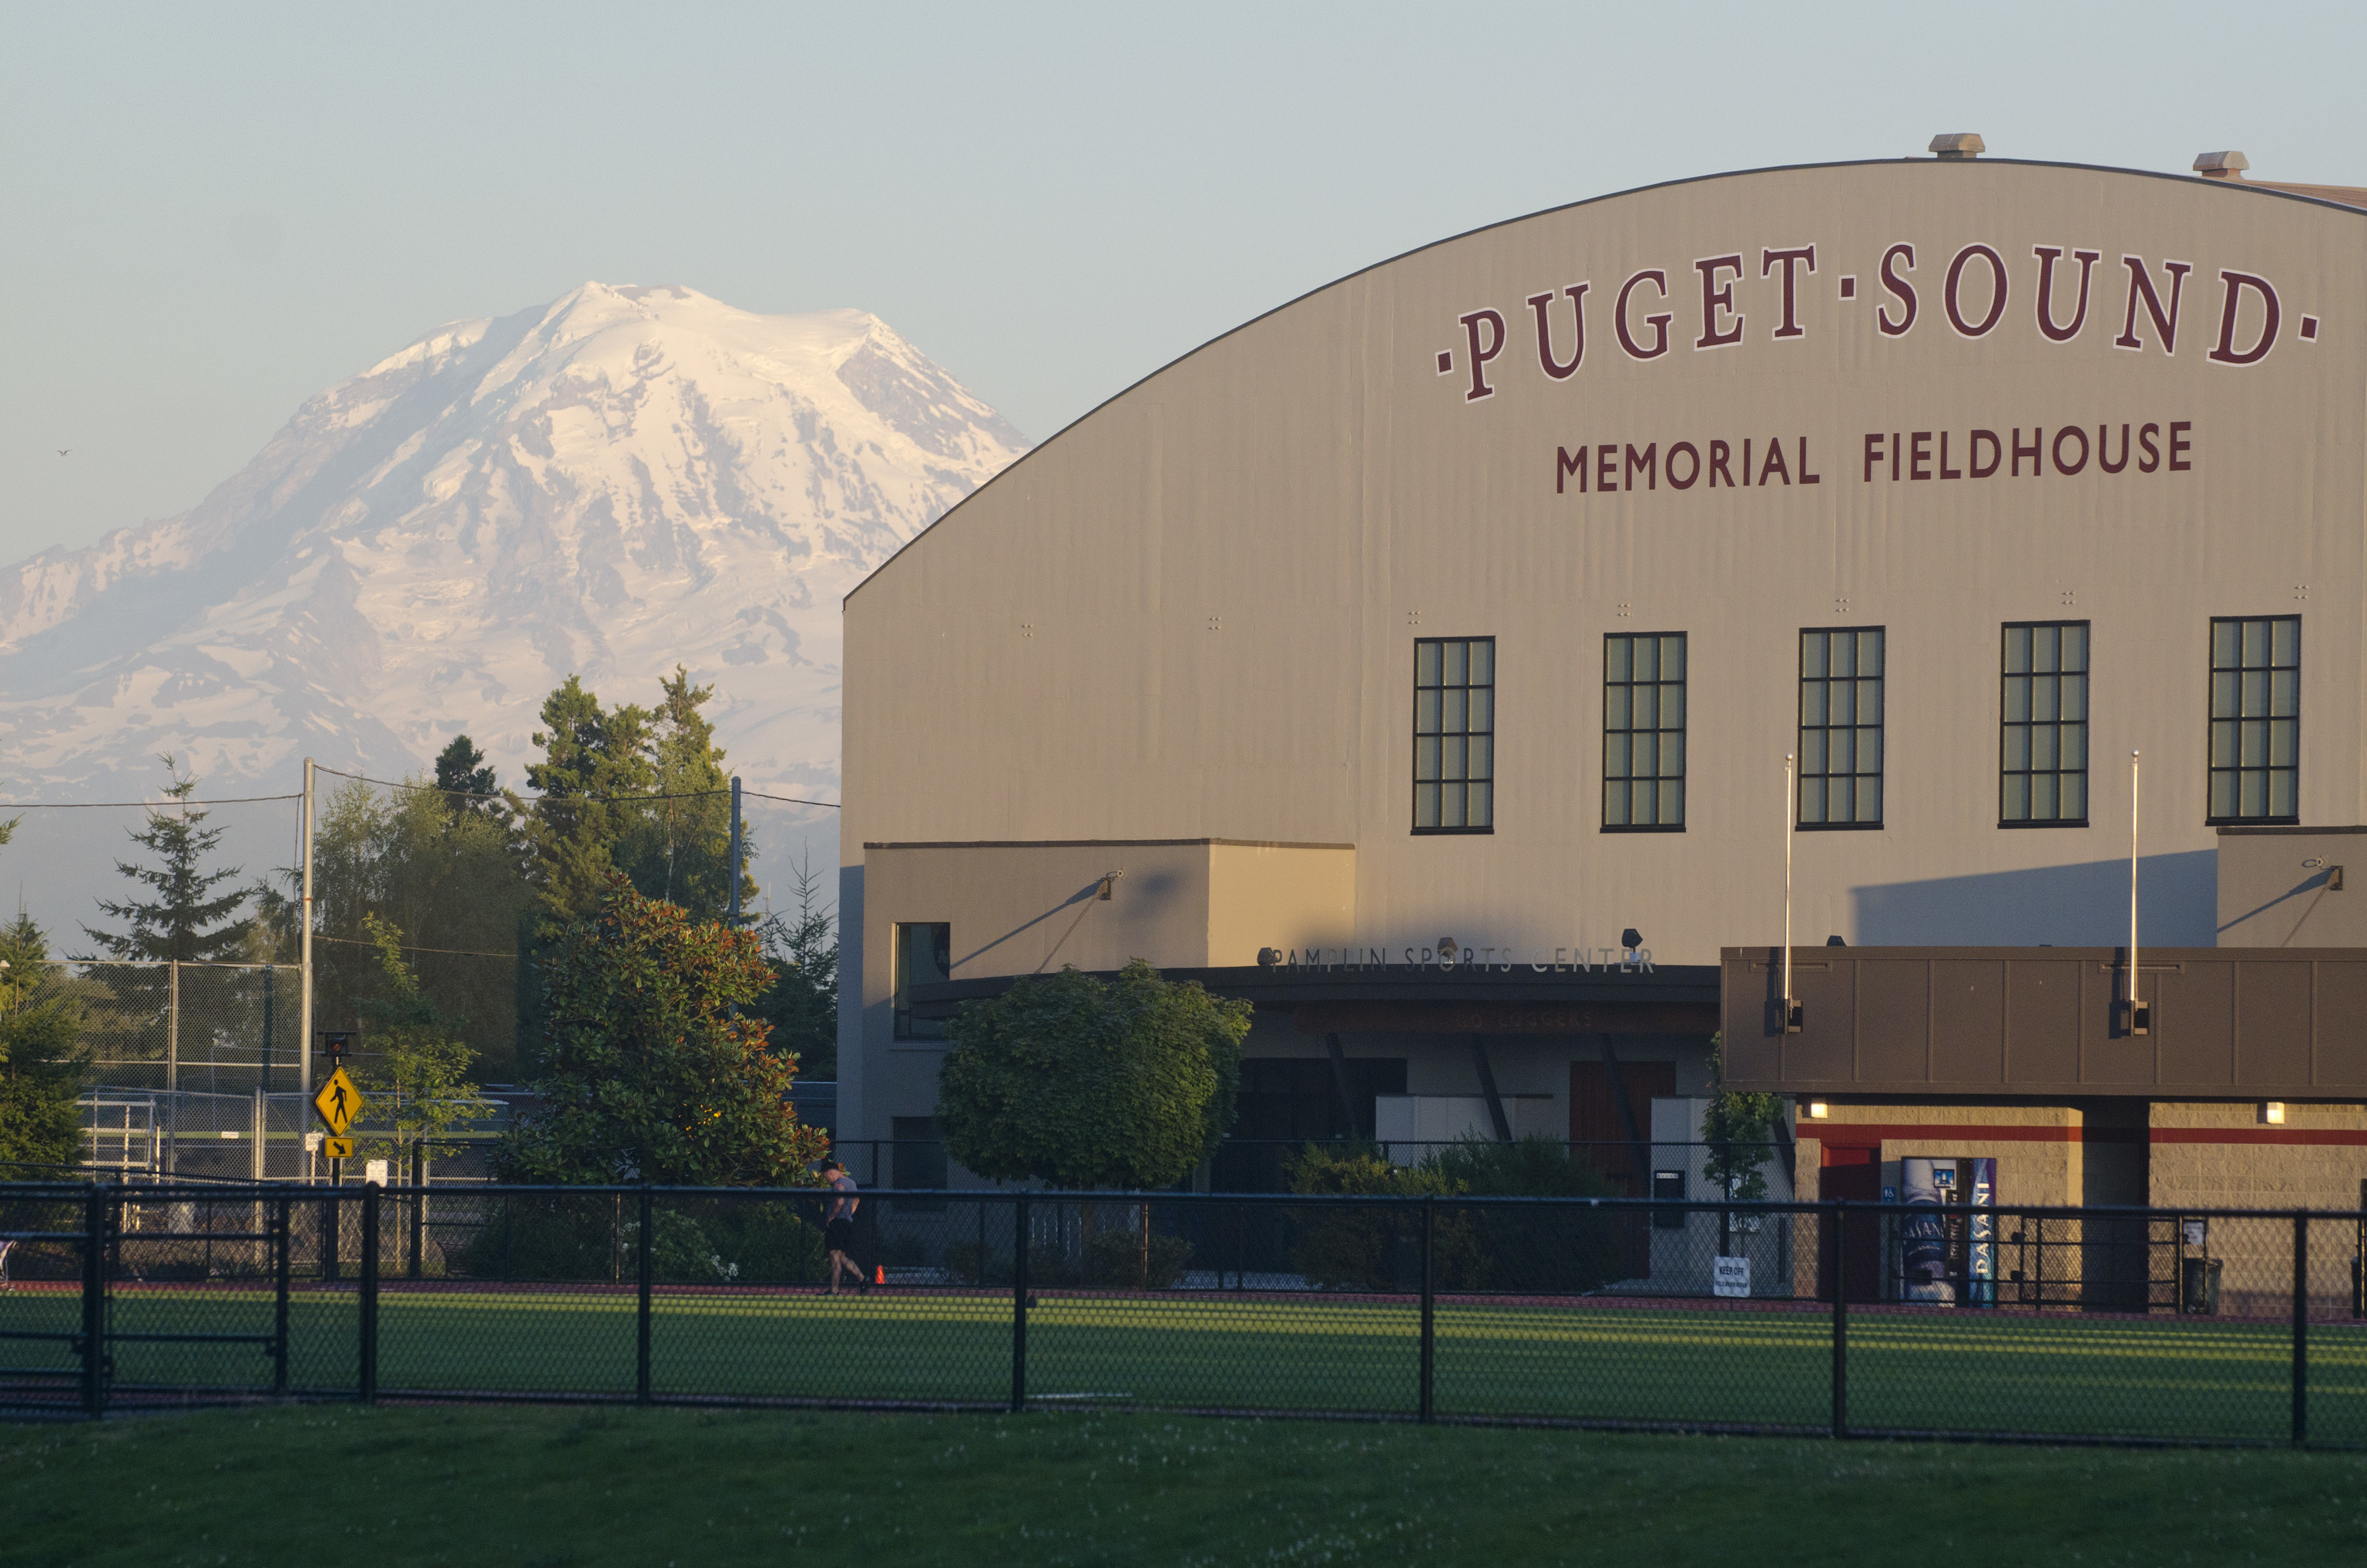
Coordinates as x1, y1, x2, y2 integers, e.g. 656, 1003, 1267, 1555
5, 1, 2362, 562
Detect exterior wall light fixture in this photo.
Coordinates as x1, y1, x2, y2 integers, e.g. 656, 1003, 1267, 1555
2263, 1102, 2287, 1125
1805, 1101, 1829, 1120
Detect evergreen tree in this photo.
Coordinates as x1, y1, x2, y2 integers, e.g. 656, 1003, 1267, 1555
433, 734, 505, 821
523, 676, 656, 925
83, 757, 253, 962
613, 666, 750, 924
756, 851, 838, 1079
0, 912, 89, 1170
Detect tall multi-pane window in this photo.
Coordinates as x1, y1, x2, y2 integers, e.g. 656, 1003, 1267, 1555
2001, 622, 2090, 825
1414, 636, 1494, 832
2209, 616, 2300, 823
892, 922, 951, 1039
1603, 633, 1686, 829
1798, 627, 1884, 828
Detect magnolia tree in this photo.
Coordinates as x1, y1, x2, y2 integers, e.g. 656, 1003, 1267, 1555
499, 875, 827, 1186
937, 961, 1251, 1284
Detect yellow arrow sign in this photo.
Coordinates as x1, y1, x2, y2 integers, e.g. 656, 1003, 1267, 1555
313, 1066, 364, 1137
322, 1137, 354, 1160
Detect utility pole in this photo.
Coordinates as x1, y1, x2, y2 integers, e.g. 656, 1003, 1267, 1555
300, 757, 315, 1100
727, 775, 743, 927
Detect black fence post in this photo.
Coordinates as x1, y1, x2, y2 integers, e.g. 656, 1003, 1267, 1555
2293, 1210, 2310, 1448
636, 1184, 654, 1405
1011, 1194, 1029, 1414
321, 1188, 340, 1284
360, 1187, 380, 1405
1830, 1199, 1848, 1440
408, 1144, 425, 1281
1418, 1195, 1435, 1423
274, 1193, 292, 1398
79, 1181, 106, 1419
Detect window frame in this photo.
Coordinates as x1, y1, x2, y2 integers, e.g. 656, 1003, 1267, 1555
891, 921, 952, 1041
2205, 614, 2302, 827
1998, 619, 2092, 829
1795, 625, 1886, 832
1411, 635, 1496, 835
1601, 630, 1687, 833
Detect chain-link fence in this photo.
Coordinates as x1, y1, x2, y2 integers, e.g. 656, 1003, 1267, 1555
5, 1184, 2364, 1443
17, 960, 304, 1096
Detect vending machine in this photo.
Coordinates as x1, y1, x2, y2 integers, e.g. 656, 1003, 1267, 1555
1898, 1157, 1999, 1307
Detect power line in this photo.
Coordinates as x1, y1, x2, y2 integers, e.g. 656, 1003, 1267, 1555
313, 932, 519, 961
312, 764, 838, 809
0, 793, 302, 809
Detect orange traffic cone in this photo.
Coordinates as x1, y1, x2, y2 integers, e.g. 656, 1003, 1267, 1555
873, 1264, 886, 1285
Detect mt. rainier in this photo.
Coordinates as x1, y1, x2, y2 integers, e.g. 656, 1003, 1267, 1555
0, 282, 1029, 798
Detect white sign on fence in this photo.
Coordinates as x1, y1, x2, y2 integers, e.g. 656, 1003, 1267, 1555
363, 1160, 389, 1187
1712, 1256, 1751, 1298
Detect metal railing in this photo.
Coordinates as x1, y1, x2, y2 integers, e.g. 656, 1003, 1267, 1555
824, 1139, 1792, 1193
3, 1180, 2363, 1445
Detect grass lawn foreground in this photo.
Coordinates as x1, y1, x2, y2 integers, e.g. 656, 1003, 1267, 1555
5, 1404, 2367, 1567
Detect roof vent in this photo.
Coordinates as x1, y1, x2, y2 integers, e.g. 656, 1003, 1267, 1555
1929, 133, 1985, 160
2194, 150, 2250, 180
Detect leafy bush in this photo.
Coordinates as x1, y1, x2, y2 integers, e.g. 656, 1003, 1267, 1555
1284, 1137, 1633, 1295
458, 1195, 623, 1281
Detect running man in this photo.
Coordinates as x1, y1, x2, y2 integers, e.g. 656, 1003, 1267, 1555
821, 1160, 865, 1293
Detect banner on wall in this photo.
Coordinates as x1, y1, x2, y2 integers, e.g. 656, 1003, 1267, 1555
1968, 1157, 1998, 1308
1900, 1157, 1956, 1304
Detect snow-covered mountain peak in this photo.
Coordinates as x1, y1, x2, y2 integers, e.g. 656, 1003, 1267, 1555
0, 284, 1028, 799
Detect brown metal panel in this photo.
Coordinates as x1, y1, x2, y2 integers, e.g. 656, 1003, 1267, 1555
1855, 961, 1933, 1084
2154, 959, 2236, 1088
1720, 955, 1784, 1083
2081, 959, 2158, 1088
1783, 959, 1855, 1083
2005, 960, 2083, 1086
2236, 962, 2315, 1088
2312, 959, 2367, 1088
1929, 960, 2006, 1086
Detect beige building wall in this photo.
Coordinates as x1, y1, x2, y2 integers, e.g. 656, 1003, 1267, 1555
841, 155, 2367, 1140
2218, 828, 2367, 945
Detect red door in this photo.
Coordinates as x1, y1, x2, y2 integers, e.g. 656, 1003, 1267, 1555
1818, 1145, 1884, 1303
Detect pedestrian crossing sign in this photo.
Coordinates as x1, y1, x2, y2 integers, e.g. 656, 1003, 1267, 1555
313, 1067, 363, 1136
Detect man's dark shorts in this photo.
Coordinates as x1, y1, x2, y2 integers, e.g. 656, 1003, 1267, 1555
826, 1217, 855, 1253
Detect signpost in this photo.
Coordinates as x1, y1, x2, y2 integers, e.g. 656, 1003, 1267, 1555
312, 1042, 364, 1186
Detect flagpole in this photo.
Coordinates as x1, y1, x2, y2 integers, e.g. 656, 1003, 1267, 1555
1783, 751, 1796, 1029
2129, 748, 2140, 1022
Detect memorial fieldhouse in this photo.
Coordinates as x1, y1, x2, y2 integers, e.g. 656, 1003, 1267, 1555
837, 136, 2367, 1305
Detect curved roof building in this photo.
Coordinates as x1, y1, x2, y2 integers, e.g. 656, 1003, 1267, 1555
839, 141, 2367, 1223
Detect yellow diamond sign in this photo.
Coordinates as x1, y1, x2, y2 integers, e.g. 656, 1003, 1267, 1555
313, 1066, 364, 1137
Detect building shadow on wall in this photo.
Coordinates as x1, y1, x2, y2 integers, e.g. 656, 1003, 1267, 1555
1851, 850, 2215, 946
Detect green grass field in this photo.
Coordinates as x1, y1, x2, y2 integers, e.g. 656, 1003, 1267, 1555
9, 1281, 2367, 1444
8, 1404, 2367, 1567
